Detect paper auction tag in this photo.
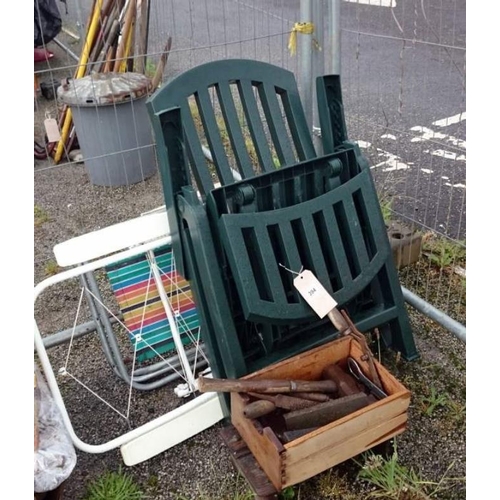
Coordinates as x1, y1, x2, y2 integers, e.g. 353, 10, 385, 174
44, 117, 61, 143
293, 269, 337, 318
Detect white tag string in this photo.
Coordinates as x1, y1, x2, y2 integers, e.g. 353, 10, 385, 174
278, 263, 304, 276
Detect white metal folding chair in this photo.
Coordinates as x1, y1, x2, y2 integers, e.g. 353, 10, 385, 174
34, 208, 224, 465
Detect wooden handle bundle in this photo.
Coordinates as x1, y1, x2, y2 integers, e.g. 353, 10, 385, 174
198, 376, 337, 394
284, 393, 371, 430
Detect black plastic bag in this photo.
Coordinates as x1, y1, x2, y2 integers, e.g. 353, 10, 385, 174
34, 0, 62, 48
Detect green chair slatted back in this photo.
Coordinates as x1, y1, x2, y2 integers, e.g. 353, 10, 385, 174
147, 59, 315, 279
147, 59, 418, 380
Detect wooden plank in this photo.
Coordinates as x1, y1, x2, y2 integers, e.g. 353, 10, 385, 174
231, 393, 283, 490
282, 412, 408, 488
283, 393, 370, 431
241, 336, 351, 382
220, 425, 280, 497
283, 393, 410, 466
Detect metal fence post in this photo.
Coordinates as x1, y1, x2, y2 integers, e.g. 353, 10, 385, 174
298, 0, 313, 129
312, 0, 325, 153
329, 0, 341, 75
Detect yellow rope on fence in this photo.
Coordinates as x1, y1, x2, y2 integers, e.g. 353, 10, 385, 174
288, 22, 321, 56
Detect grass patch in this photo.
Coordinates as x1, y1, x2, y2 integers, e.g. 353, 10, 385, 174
44, 260, 61, 277
357, 442, 464, 499
379, 196, 393, 225
422, 234, 466, 270
418, 386, 449, 416
34, 205, 49, 227
83, 468, 144, 500
445, 398, 466, 427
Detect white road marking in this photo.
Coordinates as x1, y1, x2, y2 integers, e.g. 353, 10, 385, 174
373, 151, 410, 171
355, 140, 410, 171
432, 113, 466, 127
431, 150, 466, 161
356, 135, 465, 187
381, 134, 397, 140
410, 126, 466, 149
343, 0, 396, 6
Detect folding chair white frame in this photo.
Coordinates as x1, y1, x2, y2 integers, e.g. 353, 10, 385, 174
34, 209, 225, 465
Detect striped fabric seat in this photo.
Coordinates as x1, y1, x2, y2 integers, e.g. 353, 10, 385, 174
106, 245, 200, 362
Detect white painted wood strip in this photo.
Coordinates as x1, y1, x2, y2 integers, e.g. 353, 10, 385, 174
54, 211, 170, 267
120, 393, 225, 465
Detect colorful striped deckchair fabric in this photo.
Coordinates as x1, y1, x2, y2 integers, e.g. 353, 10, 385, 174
106, 245, 200, 362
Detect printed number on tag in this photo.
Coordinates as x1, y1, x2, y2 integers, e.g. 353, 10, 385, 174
293, 269, 337, 318
44, 118, 61, 143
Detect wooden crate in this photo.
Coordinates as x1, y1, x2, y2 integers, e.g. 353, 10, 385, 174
231, 335, 411, 491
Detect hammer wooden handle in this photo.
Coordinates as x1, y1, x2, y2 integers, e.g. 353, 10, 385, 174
198, 377, 337, 394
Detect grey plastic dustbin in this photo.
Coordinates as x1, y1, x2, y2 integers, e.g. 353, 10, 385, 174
58, 72, 157, 186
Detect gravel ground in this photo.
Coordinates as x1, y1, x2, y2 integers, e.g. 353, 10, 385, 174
34, 45, 465, 500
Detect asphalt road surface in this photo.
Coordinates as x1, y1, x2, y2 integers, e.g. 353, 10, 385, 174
48, 0, 466, 240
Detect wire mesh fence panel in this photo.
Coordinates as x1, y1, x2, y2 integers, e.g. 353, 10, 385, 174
34, 0, 465, 345
34, 0, 298, 274
334, 0, 466, 325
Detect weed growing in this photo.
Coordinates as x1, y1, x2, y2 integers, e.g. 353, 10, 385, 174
83, 468, 144, 500
34, 205, 49, 227
357, 441, 464, 499
44, 260, 61, 277
422, 235, 466, 269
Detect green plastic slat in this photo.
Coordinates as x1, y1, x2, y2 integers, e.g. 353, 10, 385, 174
280, 91, 316, 161
215, 81, 255, 179
316, 204, 353, 289
341, 196, 370, 274
316, 74, 348, 154
237, 80, 275, 172
257, 82, 296, 166
180, 102, 214, 196
277, 220, 304, 277
297, 214, 334, 296
255, 222, 290, 307
195, 87, 235, 185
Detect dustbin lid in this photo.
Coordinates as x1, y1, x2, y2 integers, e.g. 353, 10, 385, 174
58, 72, 152, 106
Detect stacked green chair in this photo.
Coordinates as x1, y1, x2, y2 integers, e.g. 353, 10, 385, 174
146, 59, 418, 381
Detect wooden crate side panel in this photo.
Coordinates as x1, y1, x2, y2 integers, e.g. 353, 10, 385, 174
284, 392, 410, 466
231, 393, 283, 490
282, 412, 408, 488
242, 336, 352, 381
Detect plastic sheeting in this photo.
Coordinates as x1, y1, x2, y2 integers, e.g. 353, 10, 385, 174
34, 364, 76, 493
